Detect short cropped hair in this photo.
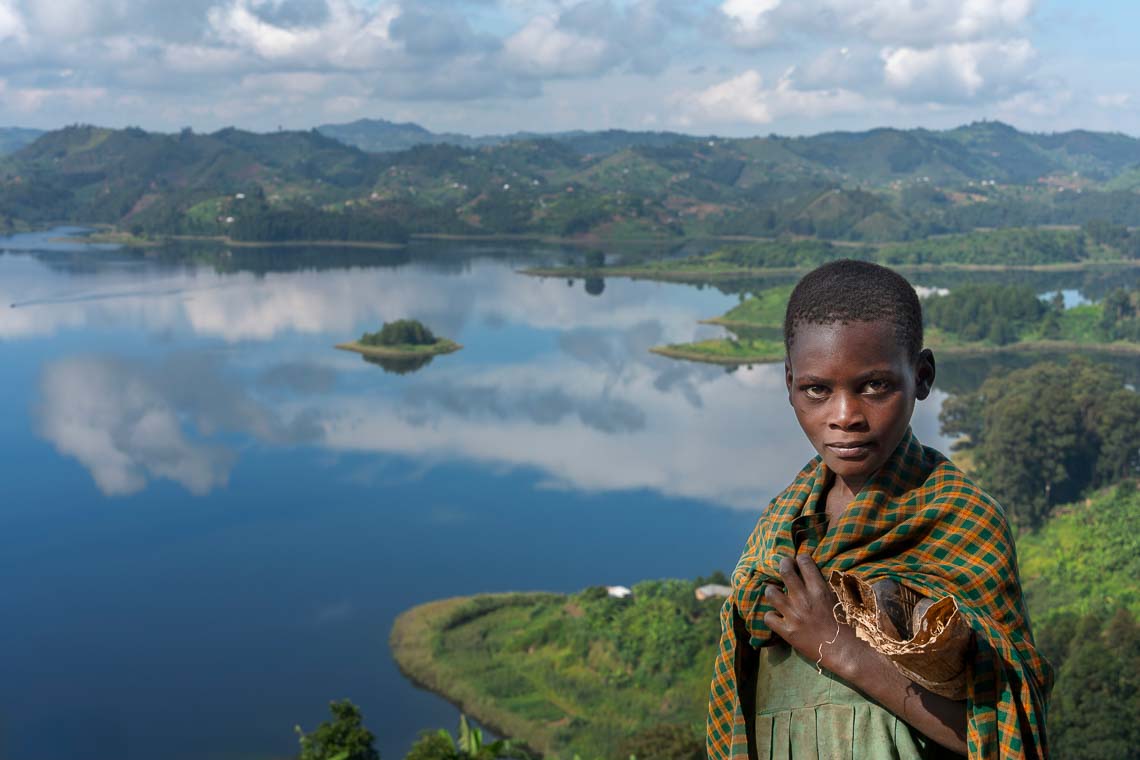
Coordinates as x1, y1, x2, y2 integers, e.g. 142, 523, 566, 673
783, 259, 923, 361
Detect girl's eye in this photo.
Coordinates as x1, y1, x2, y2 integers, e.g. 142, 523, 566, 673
803, 385, 828, 399
865, 380, 890, 393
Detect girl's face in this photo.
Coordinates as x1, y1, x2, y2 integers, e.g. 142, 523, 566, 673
784, 320, 934, 493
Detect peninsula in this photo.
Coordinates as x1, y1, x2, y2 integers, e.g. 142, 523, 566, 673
652, 281, 1140, 366
389, 483, 1140, 759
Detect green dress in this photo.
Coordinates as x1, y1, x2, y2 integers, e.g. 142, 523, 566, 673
753, 642, 959, 760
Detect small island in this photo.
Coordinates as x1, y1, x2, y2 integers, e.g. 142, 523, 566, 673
336, 319, 461, 373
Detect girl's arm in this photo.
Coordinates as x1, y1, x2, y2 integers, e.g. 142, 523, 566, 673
763, 552, 968, 757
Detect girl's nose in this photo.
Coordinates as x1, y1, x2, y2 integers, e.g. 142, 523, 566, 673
830, 392, 867, 429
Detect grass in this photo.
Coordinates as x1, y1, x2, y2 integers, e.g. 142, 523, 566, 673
1018, 483, 1140, 622
649, 337, 785, 365
703, 285, 794, 329
390, 581, 722, 759
335, 338, 462, 358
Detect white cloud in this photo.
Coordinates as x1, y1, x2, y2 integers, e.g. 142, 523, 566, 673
0, 0, 26, 42
678, 68, 870, 126
502, 13, 613, 77
734, 0, 1037, 48
27, 0, 125, 38
1095, 93, 1132, 110
205, 0, 399, 66
719, 0, 781, 48
882, 38, 1036, 103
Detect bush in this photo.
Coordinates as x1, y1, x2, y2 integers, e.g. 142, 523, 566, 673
361, 319, 437, 347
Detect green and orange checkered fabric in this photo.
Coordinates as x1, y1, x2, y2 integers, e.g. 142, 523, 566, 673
707, 429, 1053, 759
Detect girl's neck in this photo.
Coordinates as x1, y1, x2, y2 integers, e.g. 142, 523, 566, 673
823, 474, 864, 523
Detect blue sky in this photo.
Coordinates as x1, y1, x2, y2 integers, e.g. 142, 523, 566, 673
1, 0, 1138, 137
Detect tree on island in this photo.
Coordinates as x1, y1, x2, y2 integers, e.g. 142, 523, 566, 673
295, 700, 380, 760
360, 319, 438, 347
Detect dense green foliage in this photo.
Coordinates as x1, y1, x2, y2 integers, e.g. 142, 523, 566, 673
1018, 482, 1140, 620
404, 715, 532, 760
229, 206, 409, 244
879, 228, 1089, 266
615, 724, 704, 760
940, 359, 1140, 528
360, 320, 438, 347
295, 700, 380, 760
1019, 484, 1140, 760
1041, 608, 1140, 760
924, 284, 1047, 344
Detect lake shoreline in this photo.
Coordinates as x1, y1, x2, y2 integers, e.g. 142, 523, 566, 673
335, 339, 462, 358
522, 257, 1140, 284
390, 593, 561, 757
650, 337, 1140, 367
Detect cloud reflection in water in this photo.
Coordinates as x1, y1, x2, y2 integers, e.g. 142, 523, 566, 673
23, 250, 952, 509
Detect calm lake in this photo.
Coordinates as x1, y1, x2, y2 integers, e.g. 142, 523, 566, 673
0, 228, 1053, 760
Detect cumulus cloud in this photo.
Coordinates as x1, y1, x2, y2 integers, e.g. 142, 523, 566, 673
677, 69, 870, 126
716, 0, 1036, 50
718, 0, 781, 48
881, 38, 1036, 103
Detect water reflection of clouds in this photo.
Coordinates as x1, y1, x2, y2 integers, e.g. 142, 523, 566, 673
321, 356, 953, 510
1, 257, 706, 345
24, 253, 952, 509
37, 354, 323, 496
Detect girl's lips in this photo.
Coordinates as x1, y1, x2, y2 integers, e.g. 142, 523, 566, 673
827, 442, 875, 459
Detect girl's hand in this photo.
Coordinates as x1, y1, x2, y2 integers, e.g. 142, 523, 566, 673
762, 553, 861, 677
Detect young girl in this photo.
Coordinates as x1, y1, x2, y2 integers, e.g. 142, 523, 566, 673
707, 261, 1052, 759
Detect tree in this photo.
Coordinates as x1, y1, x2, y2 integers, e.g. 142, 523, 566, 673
940, 358, 1140, 529
616, 724, 704, 760
404, 715, 530, 760
584, 250, 605, 268
1049, 608, 1140, 760
360, 319, 438, 347
1100, 288, 1136, 339
295, 700, 380, 760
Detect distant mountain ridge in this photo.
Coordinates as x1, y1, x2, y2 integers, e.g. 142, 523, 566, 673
0, 127, 44, 155
316, 117, 694, 156
315, 117, 1140, 180
6, 120, 1140, 242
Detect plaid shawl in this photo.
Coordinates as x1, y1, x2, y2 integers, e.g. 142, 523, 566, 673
707, 429, 1053, 759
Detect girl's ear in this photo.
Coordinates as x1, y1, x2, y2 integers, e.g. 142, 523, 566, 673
784, 359, 794, 399
915, 349, 936, 400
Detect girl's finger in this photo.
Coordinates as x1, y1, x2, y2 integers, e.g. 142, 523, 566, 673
764, 582, 789, 614
777, 555, 806, 598
795, 551, 830, 595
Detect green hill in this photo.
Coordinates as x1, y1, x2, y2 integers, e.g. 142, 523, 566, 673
10, 121, 1140, 241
